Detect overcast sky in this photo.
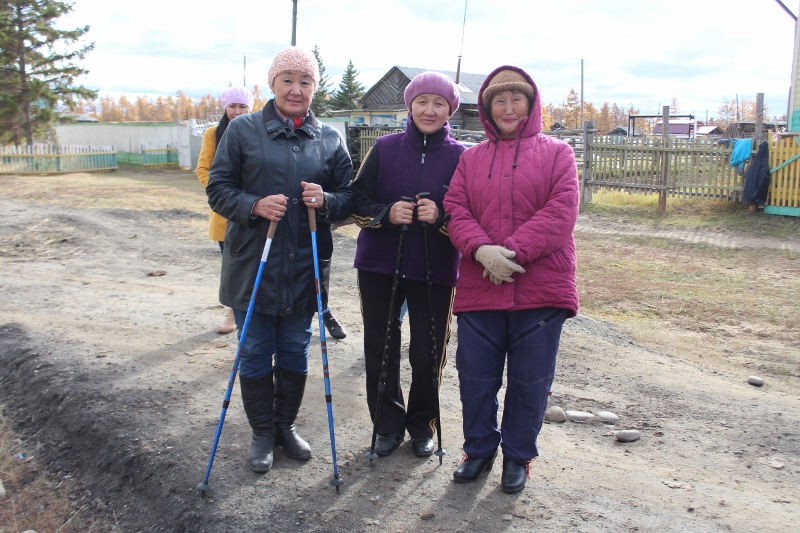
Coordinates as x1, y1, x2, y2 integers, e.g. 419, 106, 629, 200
62, 0, 797, 119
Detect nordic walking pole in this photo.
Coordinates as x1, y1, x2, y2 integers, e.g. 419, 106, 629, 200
366, 196, 414, 461
418, 192, 447, 464
197, 220, 278, 493
308, 206, 343, 491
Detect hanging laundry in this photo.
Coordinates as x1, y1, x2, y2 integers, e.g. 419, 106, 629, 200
743, 140, 770, 207
730, 138, 753, 176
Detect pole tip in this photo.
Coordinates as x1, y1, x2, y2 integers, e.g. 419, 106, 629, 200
365, 450, 379, 460
197, 481, 211, 492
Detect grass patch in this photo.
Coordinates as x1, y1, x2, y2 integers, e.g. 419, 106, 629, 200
579, 233, 798, 330
0, 169, 206, 213
582, 189, 800, 238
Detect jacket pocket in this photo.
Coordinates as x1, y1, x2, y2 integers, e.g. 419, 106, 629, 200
543, 248, 574, 273
226, 222, 250, 258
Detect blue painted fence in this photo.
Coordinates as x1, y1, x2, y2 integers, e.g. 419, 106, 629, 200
0, 145, 118, 174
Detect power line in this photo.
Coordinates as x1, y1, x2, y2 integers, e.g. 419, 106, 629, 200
774, 0, 797, 20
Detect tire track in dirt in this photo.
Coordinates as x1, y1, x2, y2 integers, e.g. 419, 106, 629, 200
576, 218, 800, 251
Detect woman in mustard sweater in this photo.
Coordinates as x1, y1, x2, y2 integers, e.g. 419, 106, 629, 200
196, 86, 254, 334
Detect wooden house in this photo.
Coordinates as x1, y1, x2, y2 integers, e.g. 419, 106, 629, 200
696, 125, 724, 138
652, 120, 696, 138
330, 66, 487, 131
723, 121, 785, 139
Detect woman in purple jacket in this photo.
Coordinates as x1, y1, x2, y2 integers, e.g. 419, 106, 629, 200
352, 72, 465, 458
444, 66, 579, 493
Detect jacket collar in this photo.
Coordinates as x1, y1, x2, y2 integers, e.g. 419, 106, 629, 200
262, 99, 319, 139
406, 116, 451, 146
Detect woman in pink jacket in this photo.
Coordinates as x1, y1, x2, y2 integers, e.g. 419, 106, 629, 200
443, 66, 579, 493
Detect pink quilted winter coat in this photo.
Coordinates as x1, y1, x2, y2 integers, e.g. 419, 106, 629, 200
444, 65, 579, 316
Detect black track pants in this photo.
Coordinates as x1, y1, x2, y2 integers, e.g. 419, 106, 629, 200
357, 269, 454, 438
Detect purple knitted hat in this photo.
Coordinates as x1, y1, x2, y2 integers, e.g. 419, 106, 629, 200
268, 47, 320, 92
220, 86, 254, 110
403, 71, 460, 117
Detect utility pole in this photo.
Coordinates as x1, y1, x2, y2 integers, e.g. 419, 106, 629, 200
291, 0, 298, 46
786, 1, 800, 130
455, 0, 468, 85
580, 59, 584, 133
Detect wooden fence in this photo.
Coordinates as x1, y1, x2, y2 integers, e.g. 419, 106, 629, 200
767, 132, 800, 215
349, 126, 584, 173
0, 145, 117, 174
357, 127, 403, 162
141, 146, 179, 169
583, 135, 745, 202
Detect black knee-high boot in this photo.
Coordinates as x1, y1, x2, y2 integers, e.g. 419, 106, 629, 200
239, 372, 275, 473
274, 367, 312, 461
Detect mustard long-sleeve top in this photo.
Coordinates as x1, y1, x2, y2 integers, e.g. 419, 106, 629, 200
196, 125, 228, 241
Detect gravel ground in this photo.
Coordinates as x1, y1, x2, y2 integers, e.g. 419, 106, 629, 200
0, 195, 798, 532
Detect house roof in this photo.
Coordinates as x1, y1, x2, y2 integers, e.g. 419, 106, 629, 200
697, 125, 723, 135
59, 113, 99, 123
653, 123, 692, 135
362, 66, 487, 107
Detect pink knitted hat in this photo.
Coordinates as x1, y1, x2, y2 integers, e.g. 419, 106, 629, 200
268, 47, 320, 92
220, 86, 254, 110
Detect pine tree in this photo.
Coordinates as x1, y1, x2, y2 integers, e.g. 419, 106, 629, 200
329, 60, 365, 111
310, 45, 332, 117
0, 0, 96, 145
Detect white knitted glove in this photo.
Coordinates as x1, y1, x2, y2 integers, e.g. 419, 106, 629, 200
475, 245, 525, 283
483, 269, 503, 285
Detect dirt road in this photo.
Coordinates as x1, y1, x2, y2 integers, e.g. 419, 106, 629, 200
0, 174, 798, 532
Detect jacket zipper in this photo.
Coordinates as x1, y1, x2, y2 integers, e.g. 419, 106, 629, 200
416, 133, 427, 191
402, 133, 428, 280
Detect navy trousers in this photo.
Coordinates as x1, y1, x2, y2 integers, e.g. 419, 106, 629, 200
456, 307, 567, 463
233, 309, 314, 378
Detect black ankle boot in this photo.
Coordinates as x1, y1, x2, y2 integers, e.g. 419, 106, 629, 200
453, 450, 497, 483
323, 310, 346, 339
501, 457, 529, 493
239, 373, 275, 473
274, 367, 312, 461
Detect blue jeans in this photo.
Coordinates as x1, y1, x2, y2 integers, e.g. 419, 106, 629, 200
233, 309, 314, 378
456, 307, 567, 463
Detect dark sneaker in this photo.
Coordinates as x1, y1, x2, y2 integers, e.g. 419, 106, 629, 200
501, 457, 530, 493
373, 432, 404, 456
453, 450, 497, 483
411, 437, 435, 457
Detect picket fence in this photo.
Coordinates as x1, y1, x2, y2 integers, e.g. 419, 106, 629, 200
767, 132, 800, 215
583, 135, 746, 202
141, 146, 179, 168
0, 145, 118, 174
